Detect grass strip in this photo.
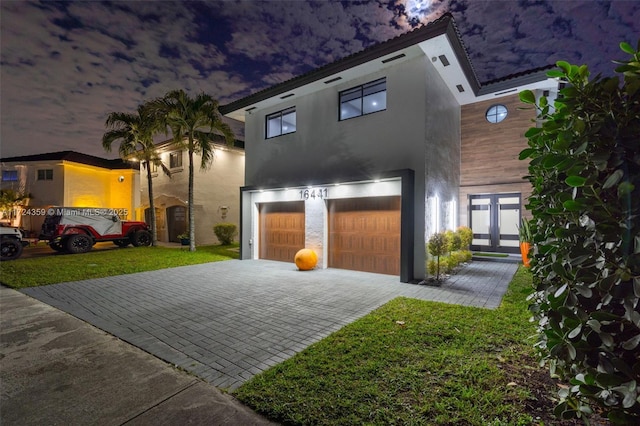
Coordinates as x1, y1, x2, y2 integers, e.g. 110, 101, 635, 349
0, 244, 239, 289
473, 252, 510, 258
235, 267, 546, 425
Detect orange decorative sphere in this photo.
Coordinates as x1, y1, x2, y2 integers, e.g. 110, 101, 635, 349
294, 248, 318, 271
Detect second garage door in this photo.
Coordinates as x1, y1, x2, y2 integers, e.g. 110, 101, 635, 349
259, 201, 305, 262
328, 196, 401, 275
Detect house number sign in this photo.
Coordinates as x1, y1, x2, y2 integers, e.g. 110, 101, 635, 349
299, 188, 328, 200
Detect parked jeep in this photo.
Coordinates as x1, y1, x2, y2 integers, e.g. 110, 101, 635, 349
39, 207, 151, 254
0, 223, 29, 261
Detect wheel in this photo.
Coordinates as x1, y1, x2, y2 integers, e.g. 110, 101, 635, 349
1, 238, 23, 261
114, 239, 130, 247
49, 241, 65, 252
131, 230, 152, 247
65, 234, 93, 254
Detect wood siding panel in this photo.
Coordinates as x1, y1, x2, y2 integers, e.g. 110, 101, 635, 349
329, 196, 401, 276
461, 94, 534, 187
259, 202, 305, 262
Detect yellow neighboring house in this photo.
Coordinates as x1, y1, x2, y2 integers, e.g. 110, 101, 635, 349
0, 151, 140, 236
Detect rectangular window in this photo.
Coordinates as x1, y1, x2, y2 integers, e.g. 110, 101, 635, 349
339, 77, 386, 120
169, 151, 182, 168
37, 169, 53, 181
2, 170, 18, 182
266, 107, 296, 138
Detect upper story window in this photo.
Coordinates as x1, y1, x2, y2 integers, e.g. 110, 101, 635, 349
2, 170, 18, 182
266, 107, 296, 139
37, 169, 53, 181
169, 151, 182, 168
339, 77, 386, 121
485, 104, 508, 124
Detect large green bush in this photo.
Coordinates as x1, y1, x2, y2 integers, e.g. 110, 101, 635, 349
213, 222, 237, 245
520, 41, 640, 423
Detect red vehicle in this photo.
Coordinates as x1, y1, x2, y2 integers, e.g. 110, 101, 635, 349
39, 207, 151, 254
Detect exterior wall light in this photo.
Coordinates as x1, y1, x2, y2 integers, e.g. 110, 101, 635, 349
218, 205, 229, 219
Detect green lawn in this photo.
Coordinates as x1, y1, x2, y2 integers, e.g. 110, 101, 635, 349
0, 244, 239, 289
235, 267, 554, 425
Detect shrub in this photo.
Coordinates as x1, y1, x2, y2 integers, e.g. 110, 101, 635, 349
427, 259, 438, 276
462, 250, 473, 262
453, 250, 472, 265
457, 226, 473, 249
444, 229, 461, 253
213, 223, 237, 245
443, 255, 458, 272
520, 41, 640, 423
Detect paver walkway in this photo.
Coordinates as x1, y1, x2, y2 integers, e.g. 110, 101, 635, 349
22, 259, 518, 390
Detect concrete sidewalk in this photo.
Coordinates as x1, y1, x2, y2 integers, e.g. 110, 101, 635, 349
0, 285, 276, 425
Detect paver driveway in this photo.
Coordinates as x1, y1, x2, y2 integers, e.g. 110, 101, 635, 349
22, 259, 517, 390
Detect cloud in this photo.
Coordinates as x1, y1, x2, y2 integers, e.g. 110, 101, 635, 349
1, 1, 236, 158
451, 0, 640, 81
1, 0, 638, 159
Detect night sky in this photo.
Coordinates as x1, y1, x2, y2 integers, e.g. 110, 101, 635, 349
1, 0, 638, 159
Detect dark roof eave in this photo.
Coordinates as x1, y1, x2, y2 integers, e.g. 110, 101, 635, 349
1, 151, 137, 170
477, 67, 555, 96
220, 14, 468, 115
443, 20, 481, 95
150, 136, 245, 152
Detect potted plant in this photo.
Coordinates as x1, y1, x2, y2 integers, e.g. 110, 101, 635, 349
518, 218, 532, 268
177, 233, 189, 246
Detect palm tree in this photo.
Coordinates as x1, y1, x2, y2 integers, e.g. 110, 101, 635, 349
102, 104, 170, 246
147, 90, 234, 252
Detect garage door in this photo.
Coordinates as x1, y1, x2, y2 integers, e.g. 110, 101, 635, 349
328, 196, 401, 275
259, 201, 305, 262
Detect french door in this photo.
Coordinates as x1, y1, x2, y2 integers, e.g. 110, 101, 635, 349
469, 193, 520, 253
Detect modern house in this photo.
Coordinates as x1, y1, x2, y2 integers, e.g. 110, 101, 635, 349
219, 13, 558, 282
0, 151, 140, 235
136, 132, 245, 245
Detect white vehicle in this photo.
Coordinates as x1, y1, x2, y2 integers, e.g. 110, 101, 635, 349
0, 224, 28, 261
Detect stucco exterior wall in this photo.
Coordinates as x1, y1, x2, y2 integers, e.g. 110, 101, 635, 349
422, 56, 461, 255
6, 162, 65, 207
140, 146, 245, 245
244, 56, 431, 187
63, 162, 138, 220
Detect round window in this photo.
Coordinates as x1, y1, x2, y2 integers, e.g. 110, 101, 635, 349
485, 104, 508, 123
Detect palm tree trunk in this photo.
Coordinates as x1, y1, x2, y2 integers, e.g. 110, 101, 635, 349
188, 144, 196, 252
146, 160, 157, 246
